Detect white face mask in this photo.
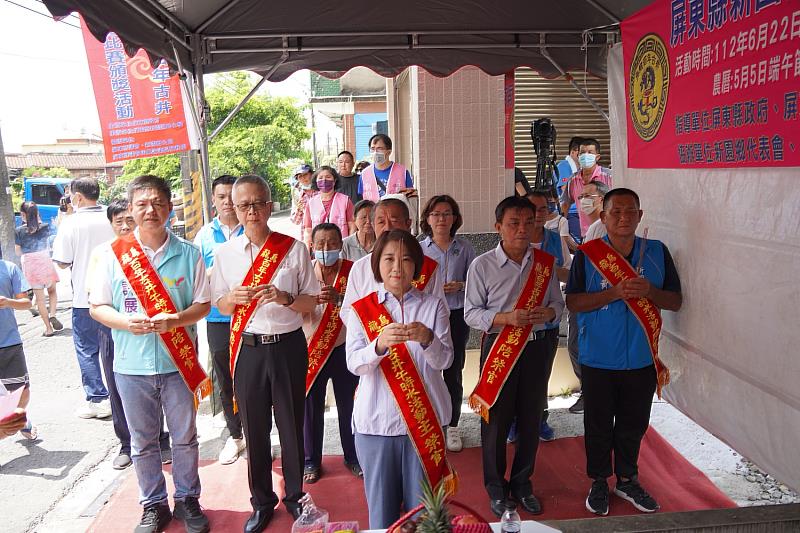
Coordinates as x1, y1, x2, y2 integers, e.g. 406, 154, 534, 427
578, 153, 597, 169
580, 197, 597, 215
371, 151, 387, 165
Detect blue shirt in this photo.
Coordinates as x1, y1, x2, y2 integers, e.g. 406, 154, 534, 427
0, 260, 29, 348
193, 218, 244, 322
357, 164, 413, 197
556, 157, 577, 214
420, 236, 476, 310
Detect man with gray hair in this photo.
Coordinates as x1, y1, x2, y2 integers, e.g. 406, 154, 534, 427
52, 177, 115, 419
210, 174, 318, 532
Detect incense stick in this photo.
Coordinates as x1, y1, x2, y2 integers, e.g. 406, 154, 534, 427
637, 227, 649, 275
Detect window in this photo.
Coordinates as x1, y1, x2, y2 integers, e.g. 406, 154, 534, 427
31, 184, 63, 206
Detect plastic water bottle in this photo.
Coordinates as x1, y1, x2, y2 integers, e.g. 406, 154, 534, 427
291, 493, 329, 533
500, 503, 522, 533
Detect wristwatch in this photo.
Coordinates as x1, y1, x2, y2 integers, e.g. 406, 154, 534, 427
282, 292, 296, 307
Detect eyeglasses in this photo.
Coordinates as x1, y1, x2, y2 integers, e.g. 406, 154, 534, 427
235, 200, 270, 212
428, 211, 453, 219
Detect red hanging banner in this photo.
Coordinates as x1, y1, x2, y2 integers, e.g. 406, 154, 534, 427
80, 18, 191, 164
622, 0, 800, 168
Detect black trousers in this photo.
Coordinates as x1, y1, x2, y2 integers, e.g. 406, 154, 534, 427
303, 343, 359, 468
480, 329, 556, 500
98, 325, 169, 455
207, 321, 242, 440
443, 308, 471, 427
234, 328, 308, 512
582, 364, 657, 480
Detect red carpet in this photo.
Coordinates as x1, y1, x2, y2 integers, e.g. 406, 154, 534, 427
89, 428, 736, 532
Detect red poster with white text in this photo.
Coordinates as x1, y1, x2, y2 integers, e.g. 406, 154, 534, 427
622, 0, 800, 168
80, 18, 190, 163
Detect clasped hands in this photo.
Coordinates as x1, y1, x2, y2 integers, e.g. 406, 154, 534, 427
505, 306, 556, 327
127, 312, 180, 335
376, 322, 434, 354
228, 284, 290, 307
612, 277, 651, 300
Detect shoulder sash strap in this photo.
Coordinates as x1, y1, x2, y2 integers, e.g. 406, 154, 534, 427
305, 259, 353, 395
468, 249, 555, 422
351, 292, 457, 494
580, 238, 669, 397
411, 255, 438, 291
111, 235, 211, 402
228, 232, 296, 378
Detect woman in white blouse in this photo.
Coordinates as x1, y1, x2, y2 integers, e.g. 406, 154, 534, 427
345, 229, 453, 529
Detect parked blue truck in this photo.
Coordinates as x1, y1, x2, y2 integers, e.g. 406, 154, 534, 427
14, 177, 71, 227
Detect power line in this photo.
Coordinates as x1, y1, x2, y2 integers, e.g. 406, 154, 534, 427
1, 0, 80, 29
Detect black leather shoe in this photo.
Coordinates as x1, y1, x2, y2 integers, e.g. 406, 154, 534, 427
513, 493, 542, 515
244, 508, 273, 533
286, 504, 303, 520
489, 498, 508, 518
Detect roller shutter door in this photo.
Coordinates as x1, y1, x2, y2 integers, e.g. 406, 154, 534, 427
513, 68, 612, 185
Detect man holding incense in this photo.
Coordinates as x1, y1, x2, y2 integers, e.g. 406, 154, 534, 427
211, 174, 318, 532
89, 175, 211, 533
566, 188, 682, 516
464, 195, 564, 518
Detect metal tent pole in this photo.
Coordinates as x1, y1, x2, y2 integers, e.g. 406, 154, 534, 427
539, 47, 609, 122
192, 37, 213, 223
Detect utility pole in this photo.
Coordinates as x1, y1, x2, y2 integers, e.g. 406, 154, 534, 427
0, 125, 17, 264
310, 105, 319, 168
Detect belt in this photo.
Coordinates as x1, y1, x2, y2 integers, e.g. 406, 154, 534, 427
531, 328, 558, 341
241, 332, 283, 346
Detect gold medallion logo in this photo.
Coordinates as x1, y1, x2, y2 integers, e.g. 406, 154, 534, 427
629, 34, 669, 142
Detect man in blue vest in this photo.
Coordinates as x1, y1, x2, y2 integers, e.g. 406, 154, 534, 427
193, 175, 246, 465
566, 188, 682, 517
90, 175, 211, 533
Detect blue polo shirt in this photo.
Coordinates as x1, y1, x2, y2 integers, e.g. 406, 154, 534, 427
0, 261, 30, 348
194, 218, 244, 322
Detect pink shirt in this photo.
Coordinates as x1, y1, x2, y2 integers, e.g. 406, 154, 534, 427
303, 192, 354, 237
565, 166, 612, 236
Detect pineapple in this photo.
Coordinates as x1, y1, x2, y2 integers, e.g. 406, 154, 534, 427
415, 479, 452, 533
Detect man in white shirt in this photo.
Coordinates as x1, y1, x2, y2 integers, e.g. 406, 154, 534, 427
210, 175, 318, 532
340, 197, 446, 326
51, 177, 115, 419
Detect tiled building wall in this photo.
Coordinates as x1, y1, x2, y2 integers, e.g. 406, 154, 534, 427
416, 67, 512, 234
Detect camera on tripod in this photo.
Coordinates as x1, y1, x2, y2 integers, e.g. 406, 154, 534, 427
530, 117, 559, 197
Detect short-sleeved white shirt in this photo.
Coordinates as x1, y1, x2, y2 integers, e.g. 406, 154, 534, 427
51, 205, 115, 308
210, 232, 318, 335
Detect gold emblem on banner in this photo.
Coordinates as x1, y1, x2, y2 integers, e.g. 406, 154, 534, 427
629, 33, 669, 142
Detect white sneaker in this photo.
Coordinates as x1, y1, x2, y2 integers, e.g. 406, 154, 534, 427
218, 437, 246, 465
446, 426, 463, 452
95, 399, 112, 419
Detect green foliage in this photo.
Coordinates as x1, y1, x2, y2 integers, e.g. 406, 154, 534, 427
21, 166, 70, 178
416, 481, 451, 533
117, 71, 309, 208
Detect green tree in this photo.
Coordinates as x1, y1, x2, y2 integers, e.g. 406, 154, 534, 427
117, 72, 309, 207
21, 166, 71, 178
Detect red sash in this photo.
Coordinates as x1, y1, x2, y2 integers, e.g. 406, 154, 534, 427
111, 235, 211, 401
351, 293, 457, 494
468, 249, 555, 422
305, 259, 353, 396
410, 255, 438, 291
580, 238, 669, 397
229, 232, 295, 378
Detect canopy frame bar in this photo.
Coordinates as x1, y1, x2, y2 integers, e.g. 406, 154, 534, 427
196, 0, 241, 33
540, 46, 609, 122
141, 0, 190, 34
584, 0, 621, 23
208, 49, 290, 142
120, 0, 191, 51
205, 29, 618, 40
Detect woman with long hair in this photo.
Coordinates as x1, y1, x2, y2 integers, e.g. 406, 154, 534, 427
15, 201, 61, 336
